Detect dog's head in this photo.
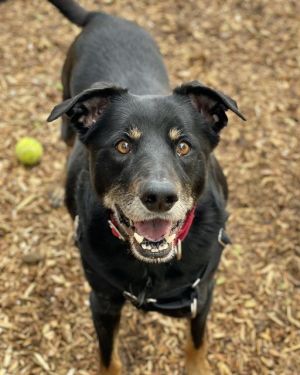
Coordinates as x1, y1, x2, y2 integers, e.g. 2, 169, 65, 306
48, 81, 245, 263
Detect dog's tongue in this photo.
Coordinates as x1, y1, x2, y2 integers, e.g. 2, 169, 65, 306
134, 219, 172, 242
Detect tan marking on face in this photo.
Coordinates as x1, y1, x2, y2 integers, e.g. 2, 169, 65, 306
128, 127, 142, 140
185, 329, 212, 375
169, 128, 182, 141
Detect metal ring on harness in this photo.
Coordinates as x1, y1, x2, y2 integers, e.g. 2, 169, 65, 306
123, 290, 138, 304
176, 239, 182, 260
218, 228, 227, 247
190, 297, 198, 318
192, 277, 201, 288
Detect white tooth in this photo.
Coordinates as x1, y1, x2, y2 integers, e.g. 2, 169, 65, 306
151, 248, 159, 253
159, 243, 168, 250
166, 234, 176, 244
133, 232, 144, 244
141, 244, 152, 250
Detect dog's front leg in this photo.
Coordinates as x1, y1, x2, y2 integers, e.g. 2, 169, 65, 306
90, 291, 124, 375
186, 317, 212, 375
185, 285, 213, 375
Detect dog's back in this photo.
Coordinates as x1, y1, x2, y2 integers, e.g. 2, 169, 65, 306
50, 0, 169, 96
69, 14, 170, 95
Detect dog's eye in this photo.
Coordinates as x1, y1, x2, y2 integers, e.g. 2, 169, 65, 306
176, 141, 191, 157
116, 140, 131, 154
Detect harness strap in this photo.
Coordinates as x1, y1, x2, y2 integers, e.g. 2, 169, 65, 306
123, 227, 230, 317
75, 214, 231, 318
123, 268, 208, 318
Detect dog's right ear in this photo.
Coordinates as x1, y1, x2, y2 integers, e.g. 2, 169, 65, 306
174, 81, 246, 133
47, 82, 127, 135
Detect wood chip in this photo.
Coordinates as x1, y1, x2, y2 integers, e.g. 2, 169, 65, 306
1, 0, 299, 374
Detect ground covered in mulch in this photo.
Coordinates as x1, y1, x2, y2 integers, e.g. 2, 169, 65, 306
0, 0, 299, 374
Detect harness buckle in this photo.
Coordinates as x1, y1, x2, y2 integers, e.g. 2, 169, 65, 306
146, 298, 157, 304
123, 290, 138, 304
123, 291, 157, 306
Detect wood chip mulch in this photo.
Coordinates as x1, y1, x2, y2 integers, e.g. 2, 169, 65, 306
0, 0, 299, 374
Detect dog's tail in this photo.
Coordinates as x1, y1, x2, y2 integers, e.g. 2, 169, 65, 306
48, 0, 91, 27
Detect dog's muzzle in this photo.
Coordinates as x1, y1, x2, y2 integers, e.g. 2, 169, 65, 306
108, 206, 196, 264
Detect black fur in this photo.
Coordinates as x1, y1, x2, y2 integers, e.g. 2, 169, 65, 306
48, 0, 90, 26
47, 0, 245, 370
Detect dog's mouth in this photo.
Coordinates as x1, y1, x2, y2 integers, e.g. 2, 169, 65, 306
130, 218, 180, 263
110, 206, 192, 263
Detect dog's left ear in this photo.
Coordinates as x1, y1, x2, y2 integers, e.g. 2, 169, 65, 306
47, 82, 127, 134
174, 81, 246, 132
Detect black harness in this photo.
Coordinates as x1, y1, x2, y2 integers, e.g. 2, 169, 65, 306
122, 228, 230, 318
75, 215, 230, 318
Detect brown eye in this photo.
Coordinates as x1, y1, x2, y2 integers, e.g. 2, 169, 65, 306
116, 140, 131, 154
176, 141, 191, 156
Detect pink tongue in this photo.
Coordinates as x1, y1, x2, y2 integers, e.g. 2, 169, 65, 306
134, 219, 172, 242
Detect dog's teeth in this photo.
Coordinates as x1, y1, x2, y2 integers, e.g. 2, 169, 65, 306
141, 243, 151, 250
159, 243, 169, 250
166, 234, 176, 244
133, 232, 144, 244
141, 242, 169, 252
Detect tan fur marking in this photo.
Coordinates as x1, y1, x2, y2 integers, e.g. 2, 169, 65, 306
98, 334, 121, 375
169, 128, 182, 141
128, 127, 142, 140
185, 331, 212, 375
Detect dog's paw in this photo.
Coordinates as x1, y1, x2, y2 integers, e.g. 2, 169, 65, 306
99, 362, 122, 375
49, 186, 65, 208
186, 360, 213, 375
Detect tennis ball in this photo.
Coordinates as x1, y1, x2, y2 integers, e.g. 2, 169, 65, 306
15, 137, 43, 166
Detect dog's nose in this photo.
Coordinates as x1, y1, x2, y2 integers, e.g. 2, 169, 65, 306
140, 181, 178, 212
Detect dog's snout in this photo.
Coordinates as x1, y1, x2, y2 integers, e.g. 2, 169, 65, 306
140, 181, 178, 212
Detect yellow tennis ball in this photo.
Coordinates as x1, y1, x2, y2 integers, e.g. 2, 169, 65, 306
15, 137, 43, 166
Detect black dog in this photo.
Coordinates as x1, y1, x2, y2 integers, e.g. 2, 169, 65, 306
47, 1, 245, 373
